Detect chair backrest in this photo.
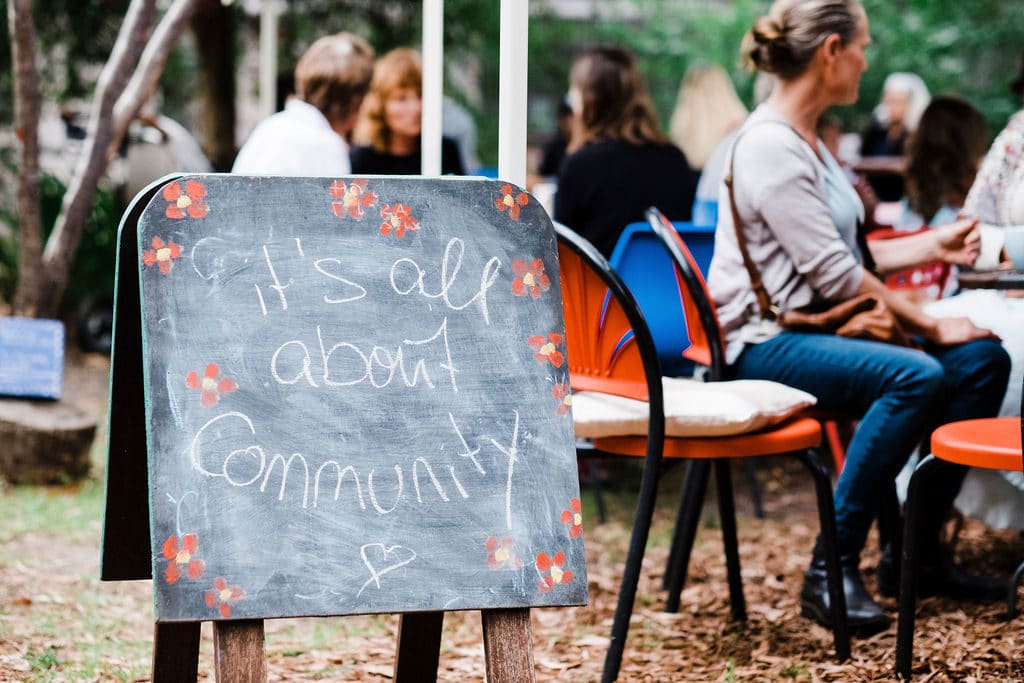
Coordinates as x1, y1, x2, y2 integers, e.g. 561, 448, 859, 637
644, 207, 728, 380
554, 222, 663, 423
691, 197, 719, 229
608, 218, 716, 377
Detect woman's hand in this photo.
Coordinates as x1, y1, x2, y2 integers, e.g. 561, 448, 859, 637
933, 217, 981, 266
930, 316, 1000, 345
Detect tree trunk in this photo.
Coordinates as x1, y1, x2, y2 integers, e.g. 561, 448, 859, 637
191, 0, 237, 171
0, 400, 95, 484
7, 0, 43, 318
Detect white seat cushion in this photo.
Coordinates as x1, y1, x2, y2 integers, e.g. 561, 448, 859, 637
571, 377, 817, 439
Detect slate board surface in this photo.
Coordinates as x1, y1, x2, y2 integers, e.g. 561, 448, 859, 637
135, 175, 586, 622
0, 317, 64, 400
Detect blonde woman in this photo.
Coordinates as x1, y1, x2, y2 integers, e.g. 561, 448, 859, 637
710, 0, 1008, 633
351, 48, 464, 175
668, 64, 748, 171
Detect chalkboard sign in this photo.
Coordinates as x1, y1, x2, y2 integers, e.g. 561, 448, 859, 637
0, 317, 64, 399
134, 175, 586, 622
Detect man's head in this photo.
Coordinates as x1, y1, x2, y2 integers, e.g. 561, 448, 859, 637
295, 32, 375, 137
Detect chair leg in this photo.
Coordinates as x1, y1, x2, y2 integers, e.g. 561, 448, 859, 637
795, 449, 851, 662
586, 456, 608, 524
663, 460, 712, 612
601, 451, 663, 683
1006, 558, 1024, 618
714, 458, 746, 622
741, 458, 765, 519
878, 482, 902, 557
895, 455, 938, 679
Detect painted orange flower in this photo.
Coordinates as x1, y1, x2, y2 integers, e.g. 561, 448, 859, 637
486, 536, 524, 570
163, 180, 208, 219
380, 203, 419, 237
560, 498, 583, 538
494, 183, 529, 221
552, 384, 572, 417
205, 577, 245, 618
330, 179, 378, 219
162, 533, 205, 584
529, 333, 565, 368
536, 551, 573, 593
142, 236, 182, 275
186, 363, 238, 408
511, 258, 551, 298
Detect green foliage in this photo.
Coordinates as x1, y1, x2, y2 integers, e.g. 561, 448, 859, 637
0, 170, 117, 307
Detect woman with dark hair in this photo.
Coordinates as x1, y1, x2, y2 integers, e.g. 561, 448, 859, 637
350, 48, 464, 176
554, 46, 697, 257
709, 0, 1009, 633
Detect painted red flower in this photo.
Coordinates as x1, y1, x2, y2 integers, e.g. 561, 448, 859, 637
185, 363, 238, 408
529, 333, 565, 368
511, 258, 551, 298
161, 533, 205, 584
486, 536, 524, 570
536, 551, 573, 593
142, 236, 182, 275
205, 577, 245, 618
494, 183, 529, 221
163, 180, 208, 219
552, 384, 572, 417
560, 498, 583, 538
330, 179, 378, 219
380, 203, 419, 237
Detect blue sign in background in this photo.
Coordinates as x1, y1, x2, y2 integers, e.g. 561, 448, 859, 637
0, 317, 65, 400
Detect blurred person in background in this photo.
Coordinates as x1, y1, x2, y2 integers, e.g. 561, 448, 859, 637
860, 72, 930, 200
350, 48, 464, 176
233, 33, 374, 175
555, 45, 697, 257
669, 64, 748, 175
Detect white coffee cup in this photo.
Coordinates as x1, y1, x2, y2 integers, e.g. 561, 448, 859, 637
976, 224, 1006, 271
1002, 225, 1024, 270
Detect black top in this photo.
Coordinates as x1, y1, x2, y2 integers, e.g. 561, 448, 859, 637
350, 136, 465, 175
554, 139, 697, 257
860, 117, 906, 201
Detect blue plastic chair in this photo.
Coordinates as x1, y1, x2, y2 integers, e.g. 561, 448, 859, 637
608, 220, 715, 377
691, 197, 719, 228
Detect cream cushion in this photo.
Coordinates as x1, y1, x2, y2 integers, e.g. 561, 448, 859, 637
571, 377, 817, 439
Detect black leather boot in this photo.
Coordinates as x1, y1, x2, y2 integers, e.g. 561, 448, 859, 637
877, 543, 1007, 601
800, 545, 890, 634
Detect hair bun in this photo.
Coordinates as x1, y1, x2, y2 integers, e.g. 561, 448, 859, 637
751, 16, 786, 45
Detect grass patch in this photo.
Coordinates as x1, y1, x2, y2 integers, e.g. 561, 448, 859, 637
0, 478, 105, 543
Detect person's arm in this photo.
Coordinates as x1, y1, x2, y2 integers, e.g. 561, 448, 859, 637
856, 267, 997, 344
867, 217, 980, 273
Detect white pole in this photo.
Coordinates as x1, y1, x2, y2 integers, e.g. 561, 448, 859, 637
258, 0, 280, 120
498, 0, 528, 187
422, 0, 444, 176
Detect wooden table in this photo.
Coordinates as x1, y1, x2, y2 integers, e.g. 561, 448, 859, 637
957, 270, 1024, 290
853, 155, 906, 176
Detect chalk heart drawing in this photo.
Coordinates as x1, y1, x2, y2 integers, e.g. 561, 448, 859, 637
358, 543, 418, 596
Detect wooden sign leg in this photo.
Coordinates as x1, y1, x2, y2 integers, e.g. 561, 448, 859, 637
214, 620, 267, 683
482, 608, 536, 683
152, 621, 201, 683
394, 611, 444, 682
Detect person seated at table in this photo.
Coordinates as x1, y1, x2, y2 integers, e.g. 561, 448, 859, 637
865, 96, 990, 303
711, 0, 1010, 634
554, 45, 697, 258
860, 72, 930, 201
350, 48, 464, 176
233, 33, 374, 175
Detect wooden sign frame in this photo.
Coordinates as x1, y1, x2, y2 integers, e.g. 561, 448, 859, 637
101, 174, 586, 681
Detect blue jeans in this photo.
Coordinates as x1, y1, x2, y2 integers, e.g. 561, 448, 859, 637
733, 333, 1010, 555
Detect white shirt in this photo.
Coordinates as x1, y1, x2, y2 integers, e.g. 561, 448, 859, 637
232, 99, 351, 176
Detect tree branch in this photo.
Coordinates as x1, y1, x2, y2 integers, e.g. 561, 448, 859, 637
8, 0, 43, 316
40, 0, 201, 314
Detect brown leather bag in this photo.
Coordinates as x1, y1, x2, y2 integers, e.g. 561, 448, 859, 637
724, 123, 914, 348
776, 294, 914, 346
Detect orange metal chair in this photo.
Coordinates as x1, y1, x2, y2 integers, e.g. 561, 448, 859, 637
895, 415, 1023, 679
554, 220, 851, 683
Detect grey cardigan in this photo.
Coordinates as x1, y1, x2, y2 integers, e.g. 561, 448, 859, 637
707, 105, 865, 363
